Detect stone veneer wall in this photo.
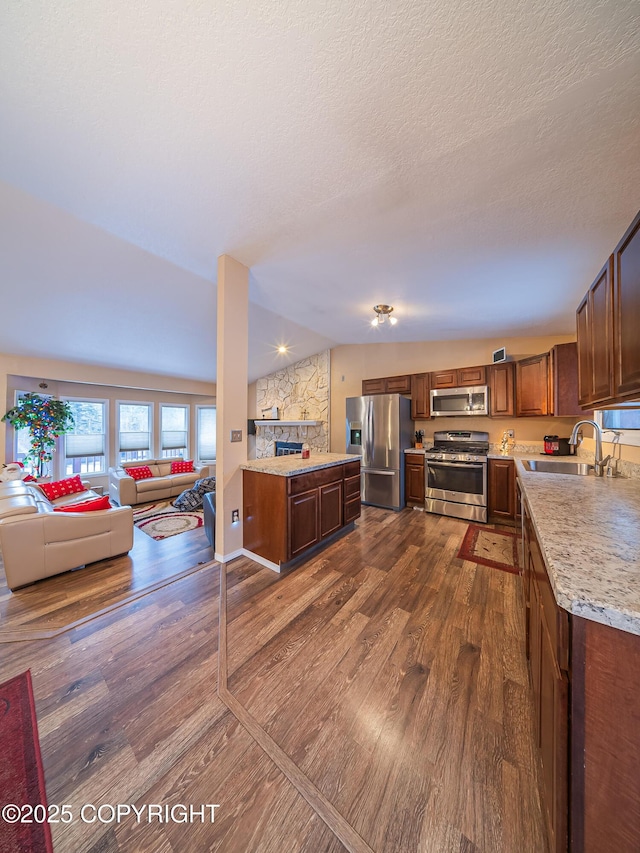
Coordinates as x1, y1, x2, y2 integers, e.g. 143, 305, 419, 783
255, 351, 330, 458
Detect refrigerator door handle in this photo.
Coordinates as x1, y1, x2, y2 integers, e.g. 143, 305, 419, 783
366, 399, 374, 464
363, 469, 396, 476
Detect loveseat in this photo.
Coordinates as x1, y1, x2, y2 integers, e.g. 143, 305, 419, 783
108, 458, 213, 506
0, 479, 133, 590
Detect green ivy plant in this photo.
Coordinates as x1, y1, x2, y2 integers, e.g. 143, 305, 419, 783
2, 393, 75, 478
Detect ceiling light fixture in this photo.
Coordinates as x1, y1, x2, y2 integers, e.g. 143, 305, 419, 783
371, 304, 397, 327
277, 345, 288, 354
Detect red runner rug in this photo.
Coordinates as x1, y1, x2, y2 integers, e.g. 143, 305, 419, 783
457, 524, 520, 574
0, 671, 53, 853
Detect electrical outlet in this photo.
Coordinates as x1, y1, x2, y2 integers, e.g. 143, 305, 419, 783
230, 429, 242, 443
232, 509, 239, 523
506, 429, 514, 438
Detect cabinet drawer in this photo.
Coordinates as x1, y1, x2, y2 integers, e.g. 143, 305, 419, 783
344, 474, 361, 499
288, 466, 342, 495
344, 496, 361, 523
343, 460, 361, 479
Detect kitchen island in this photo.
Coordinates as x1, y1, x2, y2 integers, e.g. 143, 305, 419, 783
516, 460, 640, 853
241, 453, 361, 572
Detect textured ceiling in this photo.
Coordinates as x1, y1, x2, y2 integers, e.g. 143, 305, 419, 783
1, 0, 639, 383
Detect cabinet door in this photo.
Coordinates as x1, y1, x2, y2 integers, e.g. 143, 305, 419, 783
410, 373, 430, 419
489, 362, 515, 417
405, 455, 425, 504
577, 258, 615, 406
362, 378, 386, 395
529, 575, 543, 742
458, 365, 486, 385
614, 210, 640, 399
539, 612, 569, 853
430, 369, 457, 389
516, 354, 550, 416
551, 341, 586, 417
488, 459, 516, 521
288, 489, 319, 559
385, 375, 411, 394
319, 481, 343, 539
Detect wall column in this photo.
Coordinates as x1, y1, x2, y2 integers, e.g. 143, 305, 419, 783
215, 255, 249, 561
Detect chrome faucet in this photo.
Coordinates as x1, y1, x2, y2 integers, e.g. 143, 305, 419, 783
569, 420, 611, 476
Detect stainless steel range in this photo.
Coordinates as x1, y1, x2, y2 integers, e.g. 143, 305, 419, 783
424, 430, 489, 523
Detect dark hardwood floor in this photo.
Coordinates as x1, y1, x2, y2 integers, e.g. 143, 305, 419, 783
0, 506, 548, 852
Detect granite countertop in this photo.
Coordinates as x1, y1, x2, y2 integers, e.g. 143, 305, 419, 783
516, 459, 640, 636
241, 453, 356, 477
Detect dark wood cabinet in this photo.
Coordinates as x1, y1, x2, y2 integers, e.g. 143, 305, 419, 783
362, 375, 411, 395
614, 210, 640, 400
523, 499, 569, 852
577, 258, 615, 406
489, 361, 515, 417
516, 353, 551, 416
288, 489, 320, 558
243, 461, 360, 568
487, 458, 516, 522
576, 209, 640, 408
410, 373, 430, 419
550, 341, 588, 416
404, 453, 425, 505
431, 365, 486, 388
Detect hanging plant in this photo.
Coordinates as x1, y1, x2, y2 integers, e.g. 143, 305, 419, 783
2, 393, 75, 478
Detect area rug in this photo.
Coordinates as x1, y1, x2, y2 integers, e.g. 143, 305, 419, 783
0, 671, 53, 853
457, 525, 520, 574
133, 501, 204, 540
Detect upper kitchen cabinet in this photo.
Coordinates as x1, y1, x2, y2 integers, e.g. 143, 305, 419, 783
516, 354, 550, 416
410, 373, 430, 419
576, 258, 615, 406
430, 365, 486, 388
361, 375, 411, 395
576, 209, 640, 408
614, 210, 640, 400
516, 344, 582, 417
489, 361, 515, 417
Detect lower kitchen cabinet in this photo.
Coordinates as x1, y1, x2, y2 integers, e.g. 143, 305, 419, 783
243, 460, 361, 568
488, 458, 516, 522
521, 494, 640, 853
523, 500, 569, 852
404, 453, 425, 506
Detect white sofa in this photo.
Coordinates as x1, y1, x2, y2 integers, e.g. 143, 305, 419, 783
0, 480, 133, 590
108, 458, 213, 506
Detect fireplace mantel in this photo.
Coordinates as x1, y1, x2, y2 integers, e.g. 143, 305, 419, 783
254, 420, 320, 427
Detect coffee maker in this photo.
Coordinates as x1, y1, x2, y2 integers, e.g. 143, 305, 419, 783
543, 435, 572, 456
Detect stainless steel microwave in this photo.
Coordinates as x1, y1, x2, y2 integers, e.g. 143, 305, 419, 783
429, 385, 489, 417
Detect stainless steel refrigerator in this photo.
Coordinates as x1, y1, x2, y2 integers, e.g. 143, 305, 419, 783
345, 394, 412, 510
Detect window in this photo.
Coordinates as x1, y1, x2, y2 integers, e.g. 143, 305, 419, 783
196, 406, 216, 463
161, 405, 188, 458
118, 402, 152, 462
12, 392, 34, 468
596, 405, 640, 447
63, 399, 107, 475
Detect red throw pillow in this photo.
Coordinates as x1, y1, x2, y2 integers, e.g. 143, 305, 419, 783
126, 465, 154, 481
38, 475, 87, 501
54, 496, 112, 513
171, 460, 194, 474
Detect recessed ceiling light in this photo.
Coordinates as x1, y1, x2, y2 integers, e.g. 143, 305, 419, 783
278, 345, 288, 354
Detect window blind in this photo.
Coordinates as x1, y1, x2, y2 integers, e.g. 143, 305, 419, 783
65, 434, 105, 458
119, 431, 151, 452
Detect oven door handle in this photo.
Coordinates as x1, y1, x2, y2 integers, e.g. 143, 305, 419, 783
427, 461, 484, 470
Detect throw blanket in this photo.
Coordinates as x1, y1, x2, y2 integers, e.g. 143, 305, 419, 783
173, 476, 216, 511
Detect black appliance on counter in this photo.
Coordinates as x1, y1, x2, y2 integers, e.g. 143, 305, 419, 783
543, 435, 573, 456
425, 430, 489, 523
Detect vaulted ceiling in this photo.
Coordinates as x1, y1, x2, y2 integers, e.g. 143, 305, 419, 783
1, 0, 639, 382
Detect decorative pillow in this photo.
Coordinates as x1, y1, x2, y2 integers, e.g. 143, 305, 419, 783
126, 465, 154, 481
38, 475, 87, 501
54, 496, 112, 513
171, 460, 194, 474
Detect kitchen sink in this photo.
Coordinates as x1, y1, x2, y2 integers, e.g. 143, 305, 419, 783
522, 459, 595, 475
